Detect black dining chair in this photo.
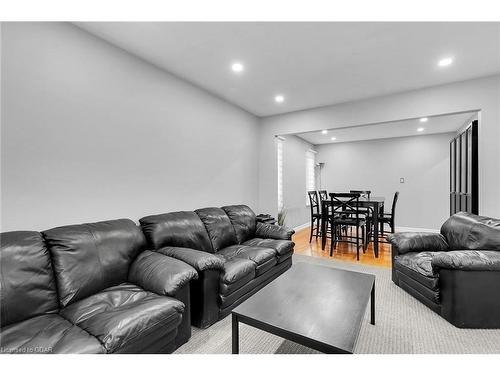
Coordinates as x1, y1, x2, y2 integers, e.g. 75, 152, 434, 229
327, 193, 367, 261
380, 191, 399, 236
307, 190, 322, 243
366, 191, 399, 242
318, 190, 328, 204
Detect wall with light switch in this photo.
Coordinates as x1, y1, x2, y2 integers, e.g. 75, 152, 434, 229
315, 132, 454, 230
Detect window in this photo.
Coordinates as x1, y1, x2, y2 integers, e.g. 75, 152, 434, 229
276, 137, 284, 211
306, 149, 316, 205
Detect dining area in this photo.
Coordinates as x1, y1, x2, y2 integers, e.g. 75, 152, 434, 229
306, 190, 399, 262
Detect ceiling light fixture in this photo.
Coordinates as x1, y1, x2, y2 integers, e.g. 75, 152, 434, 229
438, 57, 453, 67
321, 130, 328, 135
419, 117, 428, 123
331, 137, 337, 141
417, 127, 425, 132
274, 95, 285, 103
231, 62, 244, 73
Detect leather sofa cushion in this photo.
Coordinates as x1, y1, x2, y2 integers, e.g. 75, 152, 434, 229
140, 211, 213, 253
255, 222, 295, 240
242, 238, 294, 256
387, 232, 449, 254
157, 246, 225, 271
60, 283, 183, 353
441, 212, 500, 250
43, 219, 146, 308
432, 250, 500, 271
219, 271, 255, 296
218, 245, 276, 266
277, 250, 293, 264
222, 205, 257, 243
128, 250, 198, 297
220, 258, 255, 285
195, 207, 238, 251
0, 231, 59, 327
394, 252, 443, 278
0, 314, 105, 354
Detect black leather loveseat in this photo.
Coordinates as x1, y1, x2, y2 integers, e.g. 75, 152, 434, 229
0, 219, 197, 353
388, 212, 500, 328
140, 205, 295, 328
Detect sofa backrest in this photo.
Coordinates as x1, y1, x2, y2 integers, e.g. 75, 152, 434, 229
222, 205, 257, 243
0, 231, 59, 327
43, 219, 145, 308
441, 212, 500, 250
140, 211, 214, 253
195, 207, 238, 252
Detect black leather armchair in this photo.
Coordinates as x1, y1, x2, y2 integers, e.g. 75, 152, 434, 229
388, 212, 500, 328
0, 219, 197, 354
140, 205, 295, 328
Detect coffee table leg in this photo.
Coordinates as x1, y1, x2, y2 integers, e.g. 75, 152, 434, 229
232, 314, 239, 354
370, 282, 375, 325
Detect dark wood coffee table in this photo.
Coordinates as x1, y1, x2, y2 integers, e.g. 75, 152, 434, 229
232, 262, 375, 354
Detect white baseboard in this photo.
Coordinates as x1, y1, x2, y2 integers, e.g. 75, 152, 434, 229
292, 223, 439, 233
395, 226, 439, 233
293, 222, 310, 231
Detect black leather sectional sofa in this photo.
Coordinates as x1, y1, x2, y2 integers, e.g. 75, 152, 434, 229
388, 212, 500, 328
0, 219, 197, 353
140, 205, 295, 328
0, 205, 294, 353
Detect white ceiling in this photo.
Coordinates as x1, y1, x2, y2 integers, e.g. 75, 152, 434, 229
76, 22, 500, 117
294, 112, 474, 145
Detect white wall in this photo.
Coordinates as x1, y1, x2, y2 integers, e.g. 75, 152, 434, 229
316, 133, 454, 230
259, 75, 500, 225
281, 135, 315, 229
1, 22, 260, 231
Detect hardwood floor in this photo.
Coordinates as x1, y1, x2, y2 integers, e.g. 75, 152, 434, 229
292, 226, 392, 268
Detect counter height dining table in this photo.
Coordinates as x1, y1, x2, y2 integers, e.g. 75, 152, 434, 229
321, 196, 385, 257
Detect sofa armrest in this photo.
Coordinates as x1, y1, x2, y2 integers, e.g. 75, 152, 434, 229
432, 250, 500, 271
386, 232, 449, 254
156, 246, 225, 272
129, 250, 198, 297
256, 222, 295, 240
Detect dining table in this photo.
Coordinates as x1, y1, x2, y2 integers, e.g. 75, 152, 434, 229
320, 196, 385, 257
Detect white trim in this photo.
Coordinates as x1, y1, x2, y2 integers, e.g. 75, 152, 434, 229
395, 226, 439, 233
293, 222, 311, 231
292, 224, 439, 233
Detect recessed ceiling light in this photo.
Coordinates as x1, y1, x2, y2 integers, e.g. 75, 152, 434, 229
438, 57, 453, 67
420, 117, 428, 123
274, 95, 285, 103
231, 62, 244, 73
331, 137, 337, 141
321, 130, 328, 135
417, 127, 425, 132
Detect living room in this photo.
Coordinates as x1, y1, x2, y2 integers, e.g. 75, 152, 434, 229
1, 1, 500, 373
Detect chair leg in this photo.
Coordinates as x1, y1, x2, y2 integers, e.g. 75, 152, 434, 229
309, 218, 314, 243
362, 226, 366, 253
330, 225, 335, 257
356, 226, 360, 261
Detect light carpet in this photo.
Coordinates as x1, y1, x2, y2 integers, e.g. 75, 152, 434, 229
174, 254, 500, 354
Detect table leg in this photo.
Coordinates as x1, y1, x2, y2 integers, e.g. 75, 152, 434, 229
370, 282, 375, 325
232, 314, 239, 354
373, 203, 379, 258
321, 203, 327, 250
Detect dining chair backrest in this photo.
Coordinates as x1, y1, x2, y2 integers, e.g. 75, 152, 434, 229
318, 190, 328, 206
350, 190, 371, 199
307, 190, 320, 216
391, 191, 400, 218
329, 192, 362, 224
